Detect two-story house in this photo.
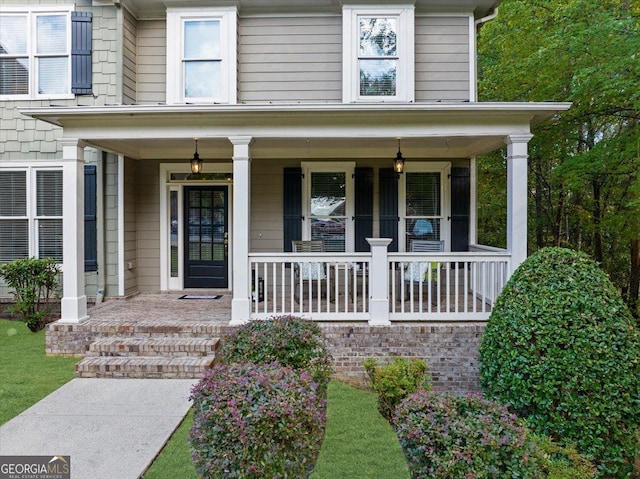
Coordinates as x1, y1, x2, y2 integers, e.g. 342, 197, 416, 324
0, 0, 570, 327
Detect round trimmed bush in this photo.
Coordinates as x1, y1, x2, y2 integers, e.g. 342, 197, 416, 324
363, 356, 432, 422
479, 247, 640, 478
190, 362, 326, 479
393, 390, 542, 478
220, 315, 333, 390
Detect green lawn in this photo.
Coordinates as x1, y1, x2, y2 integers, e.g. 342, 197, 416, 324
144, 380, 409, 479
0, 319, 79, 425
0, 320, 409, 477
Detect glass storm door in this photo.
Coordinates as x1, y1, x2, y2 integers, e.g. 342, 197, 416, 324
184, 186, 228, 288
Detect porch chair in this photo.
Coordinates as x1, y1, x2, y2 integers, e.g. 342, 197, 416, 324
292, 240, 327, 302
403, 239, 444, 300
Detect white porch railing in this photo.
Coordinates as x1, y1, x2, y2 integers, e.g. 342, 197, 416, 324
249, 253, 371, 321
248, 246, 510, 323
388, 252, 510, 321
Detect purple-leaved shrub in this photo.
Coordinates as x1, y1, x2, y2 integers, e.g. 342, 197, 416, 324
220, 315, 333, 392
394, 390, 543, 479
190, 362, 326, 479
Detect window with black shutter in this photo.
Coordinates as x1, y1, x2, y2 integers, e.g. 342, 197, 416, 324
283, 168, 302, 252
379, 168, 399, 252
71, 11, 92, 95
84, 165, 98, 272
354, 167, 373, 252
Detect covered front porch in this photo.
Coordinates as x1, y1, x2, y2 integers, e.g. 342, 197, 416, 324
23, 102, 570, 325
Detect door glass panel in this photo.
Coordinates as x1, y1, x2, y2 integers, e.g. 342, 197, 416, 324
201, 243, 212, 261
170, 190, 178, 277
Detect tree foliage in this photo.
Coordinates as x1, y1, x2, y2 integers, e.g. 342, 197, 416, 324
477, 0, 640, 316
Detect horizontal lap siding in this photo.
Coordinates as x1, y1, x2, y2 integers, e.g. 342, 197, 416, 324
239, 16, 342, 103
415, 16, 470, 101
251, 160, 299, 252
137, 20, 166, 104
122, 9, 137, 104
134, 160, 160, 293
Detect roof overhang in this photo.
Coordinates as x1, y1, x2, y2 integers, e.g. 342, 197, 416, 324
21, 102, 571, 160
95, 0, 500, 20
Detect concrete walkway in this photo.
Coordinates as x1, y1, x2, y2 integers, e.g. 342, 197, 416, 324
0, 378, 196, 479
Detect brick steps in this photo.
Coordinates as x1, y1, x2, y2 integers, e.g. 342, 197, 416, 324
88, 337, 219, 357
73, 322, 223, 379
75, 356, 216, 379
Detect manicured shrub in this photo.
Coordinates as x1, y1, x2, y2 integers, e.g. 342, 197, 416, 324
480, 247, 640, 478
0, 257, 60, 332
190, 362, 326, 479
363, 356, 431, 421
220, 315, 333, 391
393, 390, 542, 478
532, 435, 598, 479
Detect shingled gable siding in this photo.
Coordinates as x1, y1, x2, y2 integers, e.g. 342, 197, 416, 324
415, 15, 471, 101
0, 5, 122, 298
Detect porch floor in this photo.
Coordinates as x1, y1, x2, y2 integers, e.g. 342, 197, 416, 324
85, 290, 233, 324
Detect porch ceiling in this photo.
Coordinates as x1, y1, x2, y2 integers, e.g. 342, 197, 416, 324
22, 102, 571, 160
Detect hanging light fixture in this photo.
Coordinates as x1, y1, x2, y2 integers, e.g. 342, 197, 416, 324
190, 139, 203, 174
393, 139, 405, 175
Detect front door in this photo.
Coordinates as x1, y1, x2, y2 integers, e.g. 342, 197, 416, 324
184, 186, 228, 288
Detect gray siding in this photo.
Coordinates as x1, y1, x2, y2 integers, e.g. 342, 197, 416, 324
239, 16, 342, 103
103, 153, 120, 297
135, 160, 160, 293
124, 158, 139, 295
122, 8, 137, 104
137, 20, 167, 104
415, 15, 470, 101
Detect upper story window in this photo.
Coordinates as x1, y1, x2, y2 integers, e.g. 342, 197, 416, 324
343, 6, 414, 103
166, 8, 237, 104
0, 7, 77, 99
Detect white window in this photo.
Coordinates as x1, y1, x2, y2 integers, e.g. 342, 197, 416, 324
166, 8, 237, 104
302, 162, 355, 253
0, 168, 63, 263
342, 6, 414, 102
0, 7, 72, 99
400, 163, 450, 251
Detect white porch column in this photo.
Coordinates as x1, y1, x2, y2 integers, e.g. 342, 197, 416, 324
367, 238, 393, 326
506, 134, 533, 275
60, 139, 89, 323
229, 136, 252, 325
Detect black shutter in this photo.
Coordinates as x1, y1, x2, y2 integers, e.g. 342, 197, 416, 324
84, 165, 98, 272
379, 168, 399, 252
71, 12, 93, 95
354, 167, 373, 252
283, 168, 302, 252
450, 166, 470, 252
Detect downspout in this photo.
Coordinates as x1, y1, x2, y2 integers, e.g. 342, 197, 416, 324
472, 6, 499, 102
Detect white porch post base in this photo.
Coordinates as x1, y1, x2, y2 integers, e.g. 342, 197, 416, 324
60, 297, 89, 323
367, 238, 393, 326
230, 298, 251, 325
60, 139, 89, 323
